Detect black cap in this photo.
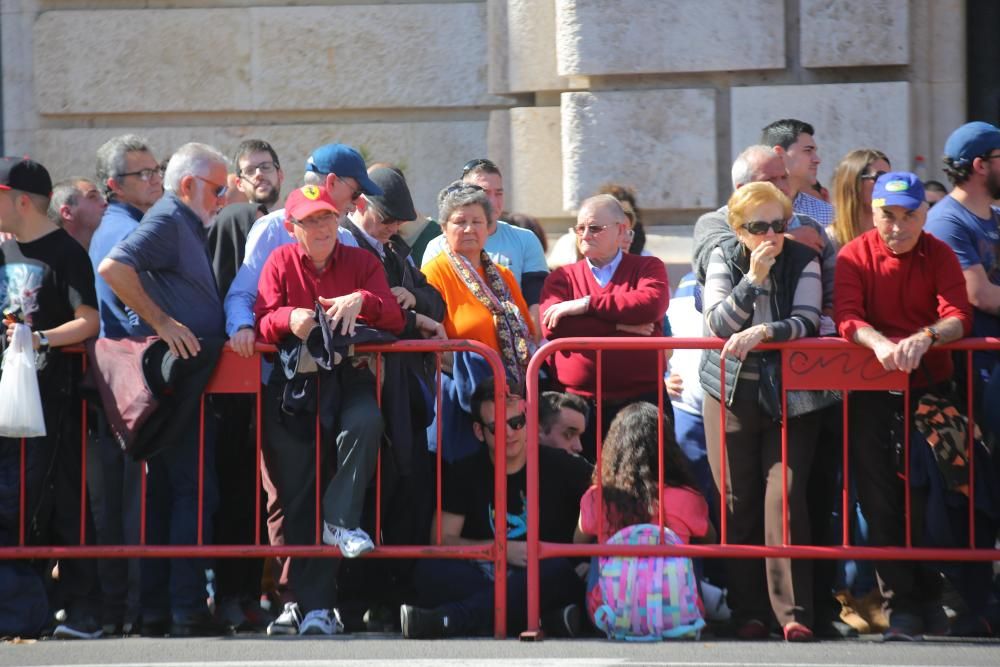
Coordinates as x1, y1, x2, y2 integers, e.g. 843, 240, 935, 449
0, 157, 53, 198
366, 167, 417, 222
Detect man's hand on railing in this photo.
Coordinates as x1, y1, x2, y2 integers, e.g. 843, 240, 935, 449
893, 332, 934, 373
229, 328, 256, 358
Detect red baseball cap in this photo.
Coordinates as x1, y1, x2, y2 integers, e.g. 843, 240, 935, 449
284, 185, 339, 222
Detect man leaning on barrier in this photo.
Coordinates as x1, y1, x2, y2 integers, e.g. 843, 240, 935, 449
834, 172, 973, 641
253, 184, 423, 636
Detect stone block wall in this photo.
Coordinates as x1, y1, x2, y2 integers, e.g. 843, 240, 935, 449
1, 1, 968, 233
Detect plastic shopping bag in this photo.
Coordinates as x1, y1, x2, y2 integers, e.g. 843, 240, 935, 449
0, 324, 46, 438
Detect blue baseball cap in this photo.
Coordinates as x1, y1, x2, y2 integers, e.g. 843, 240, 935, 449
304, 144, 383, 196
872, 172, 925, 211
943, 121, 1000, 166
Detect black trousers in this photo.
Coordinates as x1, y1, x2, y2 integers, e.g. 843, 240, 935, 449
847, 391, 941, 616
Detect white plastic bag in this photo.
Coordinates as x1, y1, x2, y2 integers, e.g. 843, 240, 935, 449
0, 323, 46, 438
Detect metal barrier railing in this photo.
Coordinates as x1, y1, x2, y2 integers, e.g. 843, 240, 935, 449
0, 339, 511, 638
522, 337, 1000, 639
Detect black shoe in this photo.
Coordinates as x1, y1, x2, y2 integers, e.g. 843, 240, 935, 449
541, 604, 582, 638
170, 611, 234, 637
813, 616, 859, 639
400, 604, 452, 639
139, 616, 170, 638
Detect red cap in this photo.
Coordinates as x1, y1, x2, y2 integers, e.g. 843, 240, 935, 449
284, 185, 339, 222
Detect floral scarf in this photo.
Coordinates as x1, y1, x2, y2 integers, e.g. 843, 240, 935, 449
444, 244, 536, 383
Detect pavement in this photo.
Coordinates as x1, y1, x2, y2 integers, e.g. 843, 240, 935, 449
3, 635, 1000, 667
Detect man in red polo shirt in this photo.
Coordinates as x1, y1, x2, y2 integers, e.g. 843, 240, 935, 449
540, 194, 669, 461
835, 172, 972, 641
253, 185, 405, 636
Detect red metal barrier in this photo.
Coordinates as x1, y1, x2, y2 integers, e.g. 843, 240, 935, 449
0, 339, 510, 638
522, 336, 1000, 639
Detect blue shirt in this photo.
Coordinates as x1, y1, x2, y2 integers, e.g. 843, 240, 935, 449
223, 207, 357, 336
585, 250, 624, 288
793, 191, 834, 226
89, 200, 145, 337
420, 219, 548, 284
925, 195, 1000, 340
106, 192, 224, 338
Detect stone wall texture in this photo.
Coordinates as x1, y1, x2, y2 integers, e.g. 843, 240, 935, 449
1, 1, 970, 233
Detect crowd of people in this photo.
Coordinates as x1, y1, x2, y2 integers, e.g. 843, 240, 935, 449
0, 116, 999, 642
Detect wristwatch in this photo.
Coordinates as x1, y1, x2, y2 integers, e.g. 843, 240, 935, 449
921, 326, 940, 344
36, 331, 50, 352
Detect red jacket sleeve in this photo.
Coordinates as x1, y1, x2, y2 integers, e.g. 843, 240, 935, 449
589, 257, 669, 325
933, 239, 973, 335
354, 252, 405, 335
254, 253, 295, 343
834, 243, 871, 341
540, 267, 618, 339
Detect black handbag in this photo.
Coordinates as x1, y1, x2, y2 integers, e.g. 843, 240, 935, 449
758, 351, 842, 421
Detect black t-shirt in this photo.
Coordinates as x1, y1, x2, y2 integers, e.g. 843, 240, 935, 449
0, 229, 97, 384
443, 445, 593, 544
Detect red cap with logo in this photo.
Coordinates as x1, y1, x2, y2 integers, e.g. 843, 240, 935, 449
284, 185, 339, 222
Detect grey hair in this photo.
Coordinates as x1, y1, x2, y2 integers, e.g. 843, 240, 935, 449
302, 170, 324, 186
578, 194, 627, 223
731, 145, 780, 189
48, 179, 86, 224
95, 134, 155, 198
438, 180, 493, 223
163, 142, 229, 193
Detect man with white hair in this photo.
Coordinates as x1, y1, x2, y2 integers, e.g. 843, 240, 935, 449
99, 142, 231, 637
540, 194, 670, 461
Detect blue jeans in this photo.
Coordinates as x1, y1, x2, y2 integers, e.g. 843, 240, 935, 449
412, 557, 582, 636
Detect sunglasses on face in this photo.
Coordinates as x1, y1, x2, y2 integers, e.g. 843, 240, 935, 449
481, 413, 527, 435
570, 224, 610, 237
461, 158, 498, 177
336, 176, 363, 201
860, 169, 887, 182
194, 175, 228, 198
741, 219, 787, 235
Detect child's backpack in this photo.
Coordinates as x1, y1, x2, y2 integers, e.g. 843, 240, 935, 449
586, 523, 705, 641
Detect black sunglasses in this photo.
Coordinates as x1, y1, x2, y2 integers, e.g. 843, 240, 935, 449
860, 169, 888, 182
462, 158, 499, 177
742, 219, 787, 235
482, 413, 527, 434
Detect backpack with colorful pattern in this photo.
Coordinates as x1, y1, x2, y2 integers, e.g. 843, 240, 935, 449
586, 523, 705, 641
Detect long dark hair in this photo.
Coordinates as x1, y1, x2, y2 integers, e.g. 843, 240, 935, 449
595, 402, 698, 529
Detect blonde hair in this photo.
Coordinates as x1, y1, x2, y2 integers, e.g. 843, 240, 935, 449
726, 181, 792, 231
830, 148, 890, 248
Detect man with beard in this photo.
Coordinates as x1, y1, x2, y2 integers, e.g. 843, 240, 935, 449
925, 122, 1000, 387
233, 140, 284, 212
99, 142, 232, 637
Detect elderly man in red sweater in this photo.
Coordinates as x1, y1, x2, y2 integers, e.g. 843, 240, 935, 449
540, 194, 670, 461
253, 184, 405, 636
835, 172, 972, 642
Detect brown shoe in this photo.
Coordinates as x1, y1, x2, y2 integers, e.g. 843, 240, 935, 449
835, 589, 871, 634
856, 588, 890, 633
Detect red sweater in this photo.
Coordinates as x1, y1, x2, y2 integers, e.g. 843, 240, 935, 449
540, 254, 669, 399
834, 229, 972, 384
254, 242, 404, 343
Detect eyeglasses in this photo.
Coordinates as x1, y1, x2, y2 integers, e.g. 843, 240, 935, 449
570, 224, 610, 237
982, 153, 1000, 162
194, 175, 228, 198
239, 160, 278, 179
461, 158, 498, 177
119, 167, 163, 182
481, 413, 527, 435
860, 170, 887, 181
741, 219, 787, 235
289, 212, 338, 229
337, 176, 363, 201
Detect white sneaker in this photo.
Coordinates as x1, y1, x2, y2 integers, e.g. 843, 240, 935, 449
322, 523, 374, 558
266, 602, 302, 636
298, 608, 343, 636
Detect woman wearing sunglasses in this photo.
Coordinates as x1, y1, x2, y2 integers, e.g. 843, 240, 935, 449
828, 148, 892, 251
699, 181, 824, 642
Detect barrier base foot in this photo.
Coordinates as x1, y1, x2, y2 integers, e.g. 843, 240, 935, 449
519, 629, 544, 642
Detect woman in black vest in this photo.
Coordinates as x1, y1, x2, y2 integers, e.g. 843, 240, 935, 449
699, 182, 823, 642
